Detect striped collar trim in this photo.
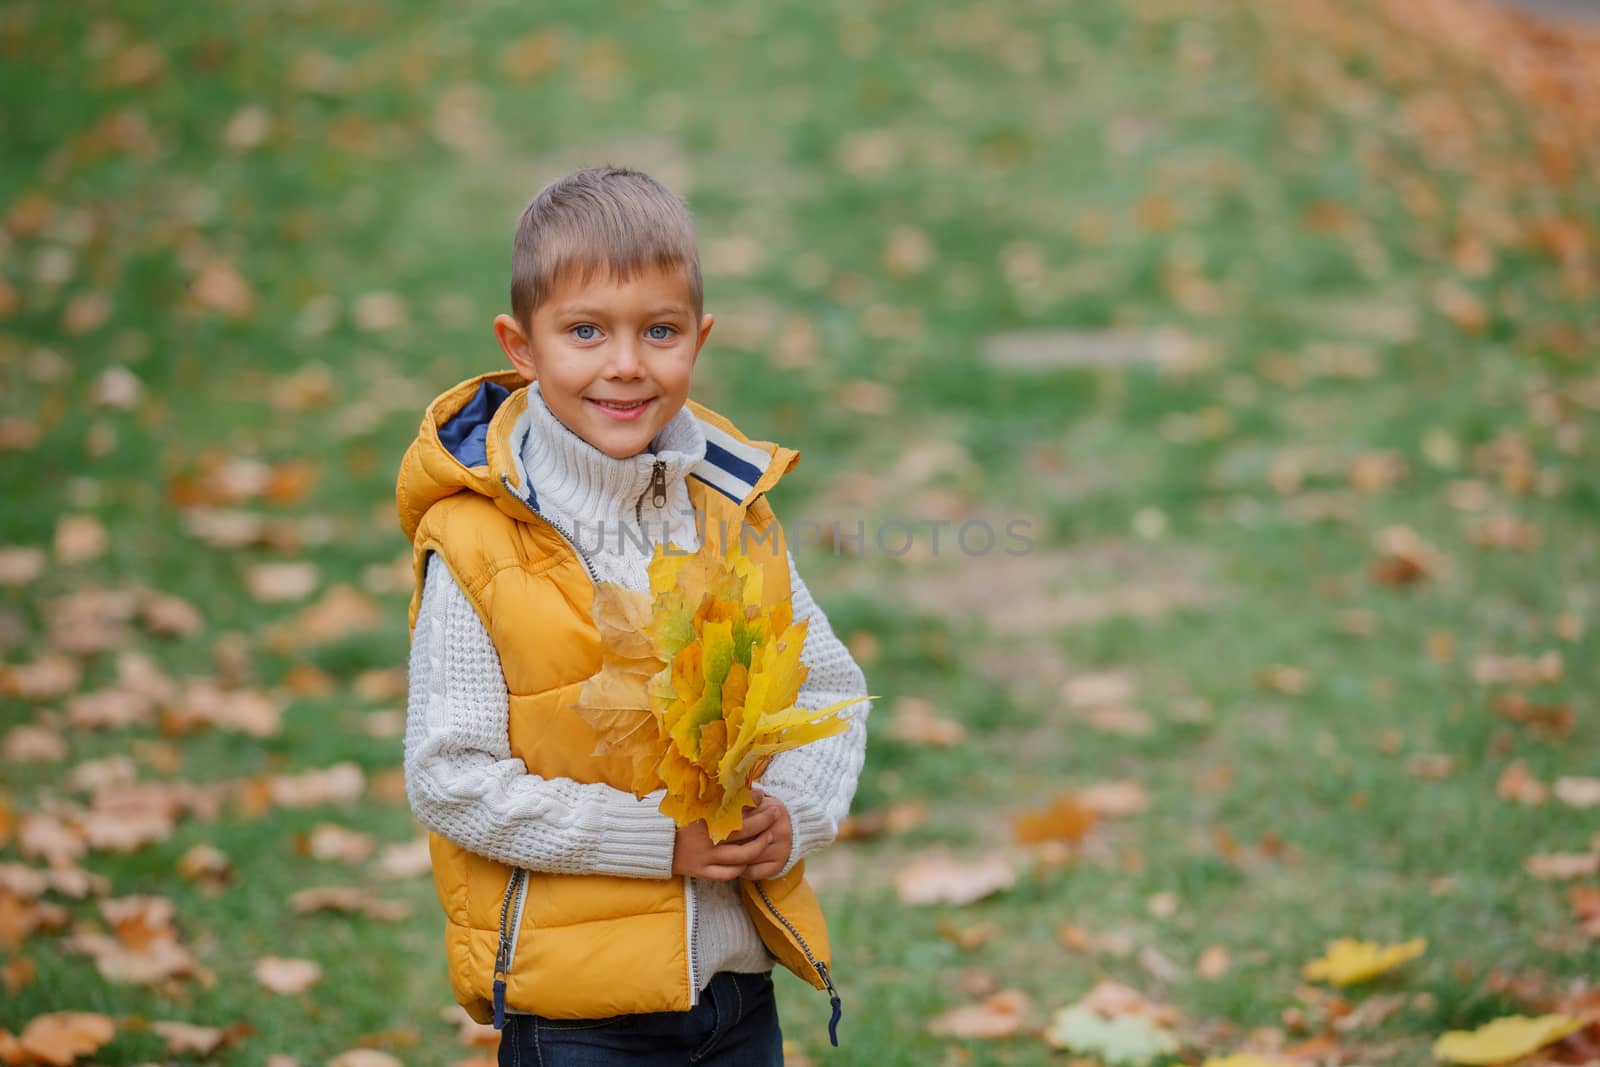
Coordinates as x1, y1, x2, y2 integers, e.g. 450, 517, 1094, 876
688, 417, 773, 503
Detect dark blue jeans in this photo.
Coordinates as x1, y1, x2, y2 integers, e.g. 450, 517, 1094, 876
497, 971, 784, 1066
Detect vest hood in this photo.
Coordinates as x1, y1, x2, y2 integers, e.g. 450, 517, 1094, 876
396, 370, 801, 545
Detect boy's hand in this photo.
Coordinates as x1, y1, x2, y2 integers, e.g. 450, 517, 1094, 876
671, 789, 783, 881
739, 792, 793, 882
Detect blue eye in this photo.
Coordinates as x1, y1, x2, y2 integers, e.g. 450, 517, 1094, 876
571, 324, 599, 341
647, 324, 676, 340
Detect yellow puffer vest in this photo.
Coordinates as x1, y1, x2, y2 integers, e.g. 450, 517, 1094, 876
396, 370, 837, 1029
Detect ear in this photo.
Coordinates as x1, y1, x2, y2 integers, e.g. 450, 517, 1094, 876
692, 312, 715, 367
494, 314, 537, 381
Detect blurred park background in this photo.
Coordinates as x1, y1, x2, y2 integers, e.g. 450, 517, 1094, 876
2, 0, 1598, 1064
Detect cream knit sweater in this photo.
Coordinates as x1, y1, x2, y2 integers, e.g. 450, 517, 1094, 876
403, 381, 871, 1002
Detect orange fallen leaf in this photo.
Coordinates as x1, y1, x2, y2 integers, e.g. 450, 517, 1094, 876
191, 261, 256, 319
499, 29, 563, 81
1333, 991, 1408, 1032
928, 989, 1030, 1039
288, 886, 409, 921
1, 656, 82, 701
0, 548, 46, 587
1077, 780, 1151, 817
102, 895, 175, 948
1256, 664, 1310, 695
176, 844, 232, 886
1496, 761, 1548, 805
885, 696, 965, 748
1525, 852, 1600, 880
1348, 451, 1407, 494
936, 918, 1002, 951
3, 956, 36, 994
1490, 693, 1572, 734
1013, 795, 1097, 844
1196, 945, 1230, 980
1468, 514, 1538, 551
53, 515, 109, 565
0, 893, 66, 949
375, 837, 432, 880
1062, 672, 1135, 709
1568, 887, 1600, 940
138, 590, 204, 636
268, 763, 365, 808
838, 801, 927, 840
16, 813, 87, 865
150, 1021, 241, 1056
1473, 652, 1564, 687
2, 726, 67, 764
300, 824, 376, 863
267, 584, 382, 650
11, 1012, 115, 1066
1406, 753, 1458, 781
80, 788, 179, 853
1080, 703, 1154, 736
1074, 978, 1182, 1027
67, 687, 154, 730
1554, 777, 1600, 809
67, 755, 134, 796
179, 683, 282, 738
255, 956, 323, 995
893, 854, 1016, 907
246, 562, 320, 602
328, 1051, 405, 1067
354, 668, 409, 701
60, 931, 202, 986
1370, 525, 1447, 585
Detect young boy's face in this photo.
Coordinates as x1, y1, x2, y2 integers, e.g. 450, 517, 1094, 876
493, 265, 714, 461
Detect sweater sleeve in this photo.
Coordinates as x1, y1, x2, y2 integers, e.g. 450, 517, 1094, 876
403, 552, 678, 878
755, 549, 872, 878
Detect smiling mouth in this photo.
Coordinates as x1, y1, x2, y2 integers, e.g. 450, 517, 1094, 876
588, 398, 653, 410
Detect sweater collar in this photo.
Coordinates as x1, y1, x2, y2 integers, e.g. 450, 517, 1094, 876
513, 381, 707, 525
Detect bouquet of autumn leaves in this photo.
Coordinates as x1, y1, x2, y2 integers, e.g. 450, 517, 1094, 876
574, 541, 866, 843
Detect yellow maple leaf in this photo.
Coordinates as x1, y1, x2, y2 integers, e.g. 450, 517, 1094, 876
572, 583, 665, 794
1301, 937, 1426, 986
1200, 1056, 1301, 1067
575, 540, 872, 843
1432, 1014, 1584, 1065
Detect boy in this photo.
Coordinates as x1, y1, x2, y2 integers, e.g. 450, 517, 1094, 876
397, 166, 871, 1065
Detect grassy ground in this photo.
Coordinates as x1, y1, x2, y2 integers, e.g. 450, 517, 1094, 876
2, 0, 1597, 1064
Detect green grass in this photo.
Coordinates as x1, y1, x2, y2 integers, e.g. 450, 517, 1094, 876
2, 0, 1596, 1063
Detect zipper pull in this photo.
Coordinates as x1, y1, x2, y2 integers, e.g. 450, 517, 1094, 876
635, 459, 667, 524
492, 936, 510, 1029
817, 961, 842, 1047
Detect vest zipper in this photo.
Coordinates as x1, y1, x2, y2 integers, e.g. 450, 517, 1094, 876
686, 877, 700, 1005
492, 867, 529, 1029
494, 473, 594, 1029
500, 473, 598, 584
497, 470, 700, 1012
753, 881, 843, 1047
635, 458, 667, 526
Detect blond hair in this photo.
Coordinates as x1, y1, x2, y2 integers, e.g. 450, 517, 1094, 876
509, 166, 702, 329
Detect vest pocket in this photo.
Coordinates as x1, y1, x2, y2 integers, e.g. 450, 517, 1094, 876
463, 850, 517, 930
429, 833, 472, 925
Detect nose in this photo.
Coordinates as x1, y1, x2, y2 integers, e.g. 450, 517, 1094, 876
605, 338, 644, 378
